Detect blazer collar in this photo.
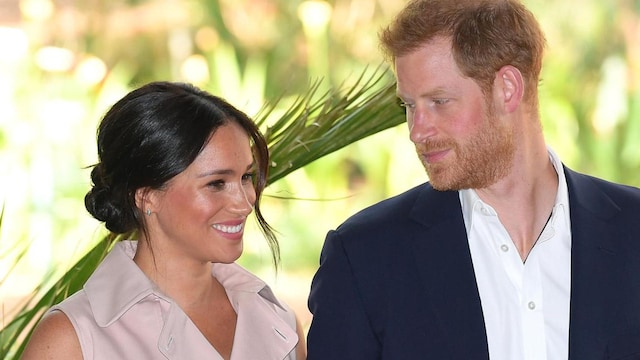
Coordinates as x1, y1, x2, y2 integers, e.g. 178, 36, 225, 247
408, 183, 490, 359
565, 167, 620, 221
564, 167, 625, 358
408, 182, 462, 229
564, 167, 621, 253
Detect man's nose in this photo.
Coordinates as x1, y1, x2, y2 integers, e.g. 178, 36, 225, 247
408, 109, 437, 143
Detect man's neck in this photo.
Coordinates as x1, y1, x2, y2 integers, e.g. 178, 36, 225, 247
475, 146, 558, 260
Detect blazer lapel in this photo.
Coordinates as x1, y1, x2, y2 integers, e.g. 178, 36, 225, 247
409, 186, 489, 359
565, 168, 624, 359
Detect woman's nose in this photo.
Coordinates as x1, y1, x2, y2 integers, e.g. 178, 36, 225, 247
228, 185, 255, 215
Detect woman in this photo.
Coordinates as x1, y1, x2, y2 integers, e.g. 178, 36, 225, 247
21, 82, 306, 359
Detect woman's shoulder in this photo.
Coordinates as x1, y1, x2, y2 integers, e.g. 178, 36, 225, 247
20, 310, 83, 360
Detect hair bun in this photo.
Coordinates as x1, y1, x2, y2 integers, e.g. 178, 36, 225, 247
85, 165, 134, 233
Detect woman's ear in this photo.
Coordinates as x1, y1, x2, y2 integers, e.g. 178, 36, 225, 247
135, 187, 154, 215
496, 65, 524, 113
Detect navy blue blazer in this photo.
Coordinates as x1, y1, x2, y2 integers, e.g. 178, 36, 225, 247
307, 167, 640, 359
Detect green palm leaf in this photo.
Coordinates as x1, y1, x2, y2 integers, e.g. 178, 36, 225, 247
0, 68, 404, 359
261, 68, 403, 183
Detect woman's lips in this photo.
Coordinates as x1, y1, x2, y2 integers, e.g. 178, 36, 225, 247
211, 221, 245, 240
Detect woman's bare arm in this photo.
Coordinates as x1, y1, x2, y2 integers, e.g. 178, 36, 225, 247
21, 310, 83, 360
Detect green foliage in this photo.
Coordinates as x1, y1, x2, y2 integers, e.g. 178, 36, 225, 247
534, 0, 640, 187
261, 68, 403, 183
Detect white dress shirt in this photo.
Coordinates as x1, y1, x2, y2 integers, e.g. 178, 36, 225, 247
459, 148, 572, 360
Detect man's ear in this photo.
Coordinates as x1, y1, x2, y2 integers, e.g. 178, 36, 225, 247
496, 65, 524, 113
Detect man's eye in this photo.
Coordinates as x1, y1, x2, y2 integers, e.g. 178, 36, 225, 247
433, 98, 449, 105
398, 101, 414, 109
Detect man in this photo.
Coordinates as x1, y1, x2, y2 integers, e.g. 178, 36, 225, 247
306, 0, 640, 359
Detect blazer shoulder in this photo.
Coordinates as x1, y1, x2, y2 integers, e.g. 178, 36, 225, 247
565, 167, 640, 213
334, 182, 459, 237
338, 183, 425, 227
567, 167, 640, 193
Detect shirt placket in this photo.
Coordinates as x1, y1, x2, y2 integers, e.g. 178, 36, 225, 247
522, 253, 547, 360
486, 205, 546, 360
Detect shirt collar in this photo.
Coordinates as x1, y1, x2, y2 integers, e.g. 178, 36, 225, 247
84, 241, 282, 327
459, 146, 570, 236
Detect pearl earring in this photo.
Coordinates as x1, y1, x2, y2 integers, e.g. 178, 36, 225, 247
146, 208, 151, 216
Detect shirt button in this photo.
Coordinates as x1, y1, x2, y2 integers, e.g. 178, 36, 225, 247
528, 301, 536, 310
500, 244, 509, 252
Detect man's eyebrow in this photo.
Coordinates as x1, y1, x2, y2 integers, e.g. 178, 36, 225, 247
397, 87, 449, 100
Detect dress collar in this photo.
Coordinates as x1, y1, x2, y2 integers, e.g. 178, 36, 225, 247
84, 241, 283, 326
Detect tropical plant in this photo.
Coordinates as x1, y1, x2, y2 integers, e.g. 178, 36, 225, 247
0, 68, 404, 359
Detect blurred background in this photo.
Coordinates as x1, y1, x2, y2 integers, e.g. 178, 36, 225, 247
0, 0, 639, 345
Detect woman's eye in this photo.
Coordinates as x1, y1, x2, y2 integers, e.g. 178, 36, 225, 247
242, 172, 255, 183
208, 180, 226, 190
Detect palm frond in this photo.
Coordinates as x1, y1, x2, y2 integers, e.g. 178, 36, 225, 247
259, 68, 404, 183
0, 68, 404, 359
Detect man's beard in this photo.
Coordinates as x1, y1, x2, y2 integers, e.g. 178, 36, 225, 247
417, 106, 515, 191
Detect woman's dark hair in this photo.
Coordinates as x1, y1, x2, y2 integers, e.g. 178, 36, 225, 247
85, 81, 279, 265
